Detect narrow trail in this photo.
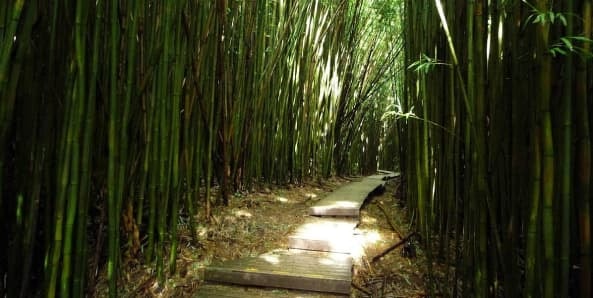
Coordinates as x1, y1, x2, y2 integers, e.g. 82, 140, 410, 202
196, 173, 396, 297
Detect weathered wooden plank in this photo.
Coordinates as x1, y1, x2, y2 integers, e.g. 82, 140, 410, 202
288, 217, 357, 253
204, 250, 352, 294
195, 283, 348, 297
309, 178, 384, 217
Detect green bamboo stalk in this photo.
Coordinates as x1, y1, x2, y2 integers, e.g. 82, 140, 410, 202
47, 69, 78, 298
0, 0, 25, 92
106, 0, 121, 296
72, 1, 101, 295
433, 0, 471, 127
144, 5, 160, 262
473, 1, 488, 296
145, 79, 159, 262
20, 138, 44, 298
205, 7, 219, 220
0, 2, 27, 215
60, 1, 88, 295
169, 2, 186, 273
13, 29, 45, 296
156, 1, 173, 283
2, 7, 39, 296
576, 2, 592, 297
532, 2, 555, 297
559, 1, 574, 296
0, 0, 6, 38
525, 121, 543, 298
216, 0, 231, 205
507, 2, 526, 295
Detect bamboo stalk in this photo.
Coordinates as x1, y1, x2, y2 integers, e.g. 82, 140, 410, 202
106, 0, 121, 295
576, 2, 592, 297
0, 0, 25, 92
558, 1, 574, 296
72, 1, 101, 295
168, 2, 186, 273
60, 1, 88, 295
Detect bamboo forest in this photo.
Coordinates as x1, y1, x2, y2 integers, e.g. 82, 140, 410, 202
1, 0, 592, 297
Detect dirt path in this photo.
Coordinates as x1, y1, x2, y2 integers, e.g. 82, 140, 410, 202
93, 177, 429, 297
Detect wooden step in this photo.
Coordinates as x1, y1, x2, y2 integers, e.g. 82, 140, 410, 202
288, 217, 357, 253
309, 178, 384, 217
204, 250, 352, 294
195, 283, 347, 297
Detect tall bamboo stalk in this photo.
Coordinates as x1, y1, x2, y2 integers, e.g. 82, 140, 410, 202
576, 1, 592, 296
106, 0, 121, 295
559, 1, 574, 296
533, 2, 555, 297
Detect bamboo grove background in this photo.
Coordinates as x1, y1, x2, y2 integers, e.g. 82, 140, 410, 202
393, 0, 592, 297
3, 0, 591, 297
0, 0, 401, 297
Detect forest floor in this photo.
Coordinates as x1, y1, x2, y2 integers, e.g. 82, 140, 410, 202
93, 176, 440, 297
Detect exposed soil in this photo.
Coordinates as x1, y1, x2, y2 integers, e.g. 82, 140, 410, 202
92, 176, 434, 297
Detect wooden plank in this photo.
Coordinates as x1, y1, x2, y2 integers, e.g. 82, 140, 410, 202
288, 217, 357, 253
376, 171, 401, 181
377, 170, 399, 176
366, 174, 387, 180
195, 283, 348, 297
309, 178, 384, 217
204, 250, 352, 294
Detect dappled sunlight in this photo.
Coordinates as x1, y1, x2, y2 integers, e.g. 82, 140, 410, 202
351, 229, 383, 259
289, 217, 382, 257
361, 215, 378, 225
318, 253, 351, 266
232, 209, 253, 218
305, 193, 317, 199
259, 253, 280, 265
276, 196, 289, 203
362, 230, 382, 244
290, 217, 357, 253
198, 226, 208, 237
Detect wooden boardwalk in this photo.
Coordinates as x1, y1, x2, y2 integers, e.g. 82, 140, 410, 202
308, 176, 386, 217
198, 172, 395, 296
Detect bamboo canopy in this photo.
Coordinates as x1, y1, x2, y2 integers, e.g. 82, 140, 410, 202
0, 1, 397, 297
1, 0, 592, 297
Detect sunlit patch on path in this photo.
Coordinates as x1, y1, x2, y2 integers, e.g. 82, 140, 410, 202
288, 217, 358, 254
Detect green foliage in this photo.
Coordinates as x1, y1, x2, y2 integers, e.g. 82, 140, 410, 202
549, 36, 593, 58
408, 53, 451, 74
523, 0, 568, 26
382, 103, 416, 121
522, 0, 593, 59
